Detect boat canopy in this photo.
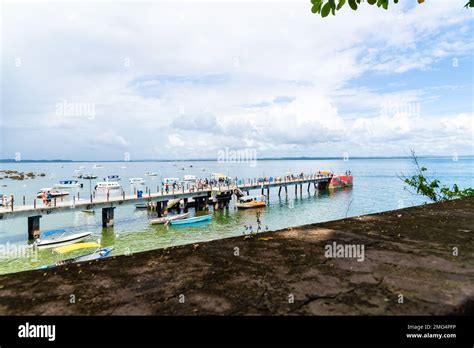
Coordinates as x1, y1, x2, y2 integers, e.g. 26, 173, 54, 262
42, 229, 66, 237
54, 242, 100, 254
59, 180, 78, 184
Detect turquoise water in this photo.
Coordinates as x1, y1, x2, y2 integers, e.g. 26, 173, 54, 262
0, 157, 472, 274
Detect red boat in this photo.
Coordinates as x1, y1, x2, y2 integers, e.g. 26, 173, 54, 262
329, 172, 353, 189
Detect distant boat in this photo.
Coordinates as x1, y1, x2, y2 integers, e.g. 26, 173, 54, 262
92, 164, 103, 169
95, 182, 122, 190
235, 195, 267, 209
169, 214, 212, 226
149, 212, 191, 225
105, 175, 121, 181
129, 177, 145, 185
135, 203, 149, 209
35, 230, 92, 249
82, 174, 98, 180
36, 188, 69, 198
145, 172, 159, 177
183, 175, 197, 182
82, 209, 95, 214
54, 180, 82, 188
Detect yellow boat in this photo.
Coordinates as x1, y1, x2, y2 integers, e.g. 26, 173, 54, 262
235, 195, 267, 209
53, 242, 100, 254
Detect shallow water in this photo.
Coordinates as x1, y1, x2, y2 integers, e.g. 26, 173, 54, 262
0, 157, 472, 274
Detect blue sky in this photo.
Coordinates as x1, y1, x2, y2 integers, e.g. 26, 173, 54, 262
0, 0, 473, 160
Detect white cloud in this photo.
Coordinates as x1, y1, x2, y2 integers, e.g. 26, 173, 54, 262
0, 0, 472, 159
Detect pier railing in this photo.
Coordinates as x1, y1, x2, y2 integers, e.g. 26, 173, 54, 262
0, 174, 333, 217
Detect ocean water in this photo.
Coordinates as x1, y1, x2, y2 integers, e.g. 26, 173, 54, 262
0, 157, 472, 274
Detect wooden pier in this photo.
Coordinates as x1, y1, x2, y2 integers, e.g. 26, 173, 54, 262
0, 174, 333, 239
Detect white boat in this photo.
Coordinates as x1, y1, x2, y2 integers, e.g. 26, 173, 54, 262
183, 175, 197, 182
92, 164, 103, 169
36, 188, 70, 198
95, 182, 122, 190
82, 174, 98, 179
54, 180, 83, 188
35, 230, 92, 249
145, 172, 159, 177
129, 177, 145, 185
105, 175, 121, 181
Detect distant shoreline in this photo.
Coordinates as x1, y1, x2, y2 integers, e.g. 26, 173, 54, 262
0, 155, 473, 163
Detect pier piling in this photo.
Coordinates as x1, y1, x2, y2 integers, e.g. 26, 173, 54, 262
27, 215, 42, 240
102, 207, 115, 228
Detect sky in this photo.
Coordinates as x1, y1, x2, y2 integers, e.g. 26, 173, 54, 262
0, 0, 473, 160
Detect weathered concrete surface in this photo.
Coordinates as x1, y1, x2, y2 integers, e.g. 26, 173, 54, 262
0, 198, 473, 315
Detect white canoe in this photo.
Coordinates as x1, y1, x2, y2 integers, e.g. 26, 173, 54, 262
149, 212, 190, 225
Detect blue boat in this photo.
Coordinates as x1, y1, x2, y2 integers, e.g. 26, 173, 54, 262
169, 214, 212, 226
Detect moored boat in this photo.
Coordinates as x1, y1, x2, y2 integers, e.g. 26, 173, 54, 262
54, 180, 83, 188
95, 181, 122, 190
39, 246, 113, 269
34, 230, 92, 249
329, 172, 353, 189
169, 214, 212, 226
145, 172, 159, 176
129, 177, 146, 185
82, 174, 98, 180
235, 195, 267, 209
149, 212, 191, 225
105, 175, 121, 181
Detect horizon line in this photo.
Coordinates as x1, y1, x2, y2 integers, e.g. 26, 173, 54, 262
1, 155, 472, 163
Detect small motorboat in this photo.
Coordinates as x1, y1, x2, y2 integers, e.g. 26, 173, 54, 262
82, 209, 95, 214
35, 230, 92, 249
54, 180, 83, 188
169, 214, 212, 226
36, 188, 69, 199
95, 182, 122, 190
145, 172, 159, 177
39, 246, 113, 269
82, 174, 98, 180
149, 212, 191, 225
92, 164, 103, 169
105, 175, 121, 181
235, 195, 267, 209
135, 203, 149, 209
129, 177, 146, 185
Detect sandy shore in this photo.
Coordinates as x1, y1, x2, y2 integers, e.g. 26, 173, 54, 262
0, 198, 473, 315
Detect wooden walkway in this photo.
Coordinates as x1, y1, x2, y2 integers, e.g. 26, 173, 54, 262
0, 175, 332, 219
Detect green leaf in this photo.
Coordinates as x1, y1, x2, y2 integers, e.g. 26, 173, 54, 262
367, 0, 377, 4
336, 0, 346, 10
348, 0, 358, 11
321, 1, 332, 17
